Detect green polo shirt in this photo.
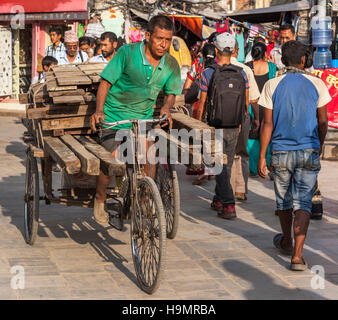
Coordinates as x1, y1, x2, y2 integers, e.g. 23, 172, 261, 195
100, 41, 181, 129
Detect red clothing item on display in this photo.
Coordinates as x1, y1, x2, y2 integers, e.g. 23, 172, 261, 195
267, 42, 275, 57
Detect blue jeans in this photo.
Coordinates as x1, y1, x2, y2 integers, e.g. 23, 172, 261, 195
271, 149, 321, 213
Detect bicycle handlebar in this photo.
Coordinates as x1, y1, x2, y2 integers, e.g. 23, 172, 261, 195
99, 114, 167, 130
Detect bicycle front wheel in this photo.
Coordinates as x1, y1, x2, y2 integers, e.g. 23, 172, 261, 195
130, 176, 166, 294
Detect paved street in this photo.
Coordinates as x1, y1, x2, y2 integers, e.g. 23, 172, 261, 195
0, 117, 337, 300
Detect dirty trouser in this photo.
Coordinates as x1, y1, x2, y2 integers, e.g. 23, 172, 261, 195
213, 128, 239, 205
231, 114, 250, 195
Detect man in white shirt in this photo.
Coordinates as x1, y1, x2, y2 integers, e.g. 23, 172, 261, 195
269, 24, 296, 69
90, 32, 118, 63
56, 30, 88, 65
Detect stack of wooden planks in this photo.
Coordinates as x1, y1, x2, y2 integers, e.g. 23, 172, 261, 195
43, 135, 126, 177
20, 63, 107, 136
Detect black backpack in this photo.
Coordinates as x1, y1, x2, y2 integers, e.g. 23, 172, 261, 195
207, 64, 246, 128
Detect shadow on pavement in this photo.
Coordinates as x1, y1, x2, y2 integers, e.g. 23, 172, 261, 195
1, 139, 139, 288
178, 166, 338, 289
222, 260, 326, 300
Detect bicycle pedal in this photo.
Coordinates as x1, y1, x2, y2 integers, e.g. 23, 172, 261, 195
109, 214, 123, 231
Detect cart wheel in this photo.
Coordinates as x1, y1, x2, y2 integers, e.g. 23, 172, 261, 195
24, 150, 40, 245
156, 164, 180, 239
131, 176, 166, 294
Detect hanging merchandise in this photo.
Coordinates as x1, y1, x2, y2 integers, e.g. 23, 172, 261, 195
85, 22, 105, 39
236, 32, 245, 63
216, 20, 229, 34
129, 28, 144, 43
101, 8, 125, 38
78, 23, 85, 38
169, 36, 192, 68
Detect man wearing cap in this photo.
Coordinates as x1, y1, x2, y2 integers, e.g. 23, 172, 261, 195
56, 30, 88, 65
197, 32, 249, 219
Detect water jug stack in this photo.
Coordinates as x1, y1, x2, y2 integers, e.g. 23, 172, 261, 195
312, 1, 332, 69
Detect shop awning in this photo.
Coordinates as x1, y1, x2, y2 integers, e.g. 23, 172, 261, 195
170, 15, 204, 38
0, 0, 88, 13
226, 0, 311, 23
0, 0, 88, 21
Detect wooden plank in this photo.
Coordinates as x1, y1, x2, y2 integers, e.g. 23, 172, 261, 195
50, 65, 79, 73
77, 63, 106, 71
56, 76, 92, 86
54, 71, 87, 78
19, 93, 29, 104
171, 112, 211, 131
75, 135, 126, 177
52, 95, 85, 105
41, 116, 91, 131
47, 81, 77, 92
48, 89, 85, 97
56, 128, 93, 136
29, 144, 47, 158
27, 104, 96, 119
60, 135, 100, 175
43, 137, 81, 174
87, 75, 101, 83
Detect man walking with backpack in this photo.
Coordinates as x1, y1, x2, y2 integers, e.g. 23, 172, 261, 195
197, 33, 249, 219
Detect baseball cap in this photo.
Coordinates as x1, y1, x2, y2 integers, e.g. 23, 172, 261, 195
215, 32, 236, 52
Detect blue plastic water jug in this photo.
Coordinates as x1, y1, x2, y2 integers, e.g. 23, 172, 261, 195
312, 16, 332, 69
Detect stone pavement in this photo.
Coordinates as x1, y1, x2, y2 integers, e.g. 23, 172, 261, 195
0, 117, 337, 300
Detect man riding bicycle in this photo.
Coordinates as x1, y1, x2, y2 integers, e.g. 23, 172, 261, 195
90, 15, 181, 225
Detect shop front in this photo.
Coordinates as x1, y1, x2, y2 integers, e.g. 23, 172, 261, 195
0, 0, 89, 98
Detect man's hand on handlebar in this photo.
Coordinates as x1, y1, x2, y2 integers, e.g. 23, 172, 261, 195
160, 106, 172, 130
90, 111, 105, 132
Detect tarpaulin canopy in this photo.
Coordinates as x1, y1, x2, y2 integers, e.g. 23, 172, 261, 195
170, 15, 204, 38
225, 0, 311, 23
0, 0, 88, 13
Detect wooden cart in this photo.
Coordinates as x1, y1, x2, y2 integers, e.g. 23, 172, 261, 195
21, 63, 217, 294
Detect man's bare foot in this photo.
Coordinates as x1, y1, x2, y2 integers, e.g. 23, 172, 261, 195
93, 198, 109, 225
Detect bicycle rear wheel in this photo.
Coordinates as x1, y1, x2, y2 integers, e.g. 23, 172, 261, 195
156, 164, 180, 239
130, 176, 166, 294
24, 150, 40, 245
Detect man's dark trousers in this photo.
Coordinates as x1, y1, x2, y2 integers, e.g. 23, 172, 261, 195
214, 128, 239, 205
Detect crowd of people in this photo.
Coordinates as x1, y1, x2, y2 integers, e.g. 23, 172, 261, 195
36, 26, 121, 84
35, 16, 331, 272
181, 23, 330, 271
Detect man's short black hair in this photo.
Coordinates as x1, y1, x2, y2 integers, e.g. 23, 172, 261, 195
280, 24, 295, 35
50, 26, 62, 36
42, 56, 58, 68
281, 40, 306, 67
100, 32, 118, 43
147, 15, 174, 34
79, 36, 91, 46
